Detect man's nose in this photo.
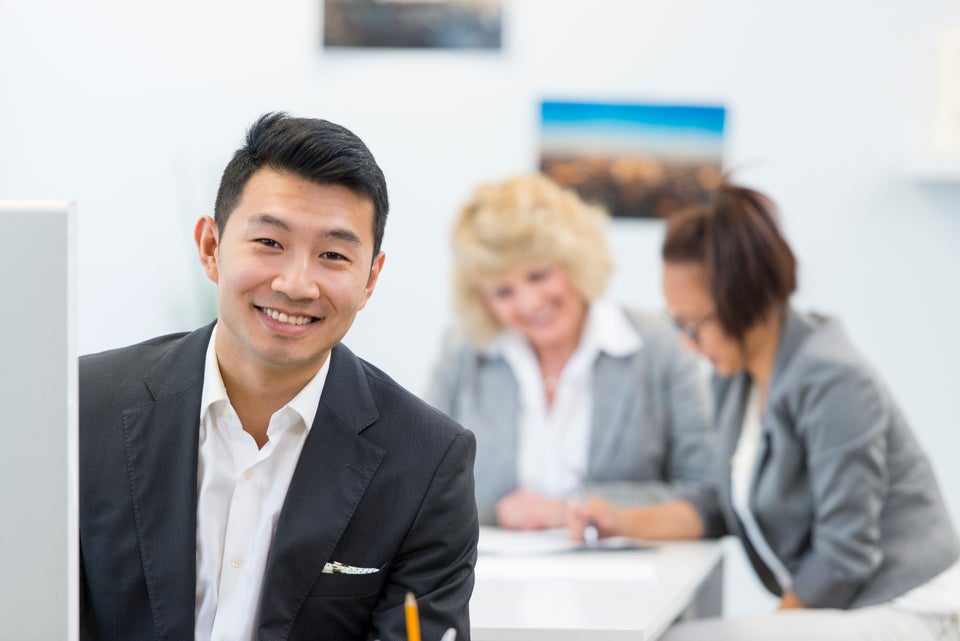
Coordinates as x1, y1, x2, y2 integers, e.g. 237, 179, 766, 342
272, 255, 321, 300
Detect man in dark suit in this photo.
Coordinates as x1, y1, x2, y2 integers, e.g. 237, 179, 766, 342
79, 113, 479, 641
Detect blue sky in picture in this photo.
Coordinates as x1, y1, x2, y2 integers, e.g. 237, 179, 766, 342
541, 101, 726, 160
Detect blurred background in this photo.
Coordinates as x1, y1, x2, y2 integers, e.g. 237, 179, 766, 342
3, 0, 959, 616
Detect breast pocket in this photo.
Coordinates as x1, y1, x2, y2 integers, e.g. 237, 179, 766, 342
306, 562, 388, 599
295, 562, 388, 641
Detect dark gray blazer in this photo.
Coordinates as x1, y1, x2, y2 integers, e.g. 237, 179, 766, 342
691, 308, 959, 609
426, 308, 714, 525
79, 323, 479, 641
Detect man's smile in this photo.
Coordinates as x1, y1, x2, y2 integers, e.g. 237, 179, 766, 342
257, 306, 318, 326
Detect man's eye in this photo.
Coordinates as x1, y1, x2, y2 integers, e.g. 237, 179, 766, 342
320, 251, 347, 261
256, 238, 281, 249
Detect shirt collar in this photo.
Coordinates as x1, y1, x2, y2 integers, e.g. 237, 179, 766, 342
581, 299, 641, 357
200, 324, 330, 432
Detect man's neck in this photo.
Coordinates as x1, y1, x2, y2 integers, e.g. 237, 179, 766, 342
217, 353, 327, 449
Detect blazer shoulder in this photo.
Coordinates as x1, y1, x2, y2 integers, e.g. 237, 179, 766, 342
348, 346, 473, 441
437, 326, 475, 356
621, 307, 684, 356
623, 307, 668, 337
620, 307, 705, 391
81, 330, 191, 369
80, 324, 213, 404
781, 315, 877, 392
770, 314, 892, 440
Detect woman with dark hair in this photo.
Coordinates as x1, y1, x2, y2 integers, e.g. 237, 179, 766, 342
571, 183, 960, 639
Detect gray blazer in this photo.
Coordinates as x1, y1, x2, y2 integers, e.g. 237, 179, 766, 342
690, 308, 959, 609
426, 307, 714, 525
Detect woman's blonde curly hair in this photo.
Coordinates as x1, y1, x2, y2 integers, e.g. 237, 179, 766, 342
451, 173, 614, 344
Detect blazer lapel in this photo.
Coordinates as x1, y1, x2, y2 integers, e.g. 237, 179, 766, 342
257, 344, 386, 637
718, 373, 782, 595
715, 373, 750, 526
120, 324, 212, 641
588, 352, 637, 473
750, 307, 815, 502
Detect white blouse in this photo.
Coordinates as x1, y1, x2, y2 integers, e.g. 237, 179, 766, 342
488, 300, 640, 498
730, 384, 794, 592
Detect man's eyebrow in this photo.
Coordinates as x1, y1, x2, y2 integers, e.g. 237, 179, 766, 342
248, 213, 290, 231
323, 229, 362, 245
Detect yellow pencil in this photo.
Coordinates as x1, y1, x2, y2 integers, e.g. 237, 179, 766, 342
404, 592, 421, 641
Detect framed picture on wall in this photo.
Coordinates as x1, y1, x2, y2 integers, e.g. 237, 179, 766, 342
323, 0, 503, 49
540, 100, 726, 219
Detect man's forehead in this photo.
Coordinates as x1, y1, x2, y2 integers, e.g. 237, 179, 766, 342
228, 169, 375, 232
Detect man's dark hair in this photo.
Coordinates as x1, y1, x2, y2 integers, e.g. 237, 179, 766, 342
214, 112, 389, 257
662, 183, 797, 341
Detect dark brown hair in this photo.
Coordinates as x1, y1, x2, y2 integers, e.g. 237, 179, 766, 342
662, 183, 796, 340
215, 112, 389, 257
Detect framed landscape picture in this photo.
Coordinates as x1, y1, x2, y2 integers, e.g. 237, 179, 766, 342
540, 100, 726, 219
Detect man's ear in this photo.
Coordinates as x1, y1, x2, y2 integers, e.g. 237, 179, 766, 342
194, 216, 220, 283
357, 251, 386, 311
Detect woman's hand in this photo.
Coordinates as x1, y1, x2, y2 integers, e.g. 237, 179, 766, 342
777, 590, 806, 610
494, 488, 567, 530
566, 495, 623, 540
568, 498, 706, 541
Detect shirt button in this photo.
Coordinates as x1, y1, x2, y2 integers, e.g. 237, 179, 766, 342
243, 468, 254, 480
231, 556, 243, 569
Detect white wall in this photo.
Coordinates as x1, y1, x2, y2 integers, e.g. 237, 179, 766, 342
3, 0, 959, 617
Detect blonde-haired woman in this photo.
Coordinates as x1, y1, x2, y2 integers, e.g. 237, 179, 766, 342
426, 173, 714, 529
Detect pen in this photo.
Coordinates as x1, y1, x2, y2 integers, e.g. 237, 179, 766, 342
573, 466, 600, 547
404, 591, 422, 641
583, 519, 600, 547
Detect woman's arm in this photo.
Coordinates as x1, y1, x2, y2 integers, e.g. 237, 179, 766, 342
568, 496, 706, 541
786, 361, 891, 608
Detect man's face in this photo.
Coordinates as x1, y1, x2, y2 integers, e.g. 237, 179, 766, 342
195, 166, 384, 381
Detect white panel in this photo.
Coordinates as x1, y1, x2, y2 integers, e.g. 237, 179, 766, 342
0, 202, 78, 641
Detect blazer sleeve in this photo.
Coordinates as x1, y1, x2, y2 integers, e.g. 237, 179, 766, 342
661, 332, 717, 503
651, 329, 723, 534
588, 320, 721, 525
688, 374, 732, 539
789, 362, 890, 608
369, 430, 480, 641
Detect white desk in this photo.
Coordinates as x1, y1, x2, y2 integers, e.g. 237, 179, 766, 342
470, 528, 724, 641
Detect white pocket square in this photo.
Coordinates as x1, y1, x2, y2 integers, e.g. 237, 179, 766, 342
322, 561, 379, 575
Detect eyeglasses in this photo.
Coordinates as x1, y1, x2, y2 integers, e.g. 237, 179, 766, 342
669, 312, 717, 346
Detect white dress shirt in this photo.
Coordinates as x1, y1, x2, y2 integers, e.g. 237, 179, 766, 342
194, 326, 330, 641
489, 300, 640, 498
